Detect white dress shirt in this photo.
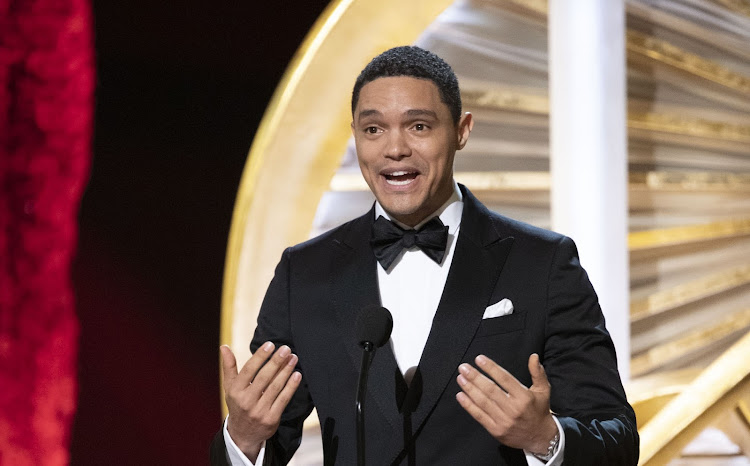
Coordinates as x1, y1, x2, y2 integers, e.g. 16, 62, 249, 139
375, 184, 463, 384
224, 182, 563, 465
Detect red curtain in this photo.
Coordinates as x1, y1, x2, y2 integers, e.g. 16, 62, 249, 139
0, 0, 94, 463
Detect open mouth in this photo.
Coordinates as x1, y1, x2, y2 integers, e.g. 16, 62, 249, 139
383, 170, 418, 186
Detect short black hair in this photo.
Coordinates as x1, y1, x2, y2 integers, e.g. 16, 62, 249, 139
351, 46, 462, 123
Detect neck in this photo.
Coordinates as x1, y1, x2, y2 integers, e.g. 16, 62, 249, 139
380, 182, 461, 229
391, 192, 452, 228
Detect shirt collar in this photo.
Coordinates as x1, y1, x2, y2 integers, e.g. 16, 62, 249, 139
374, 180, 463, 235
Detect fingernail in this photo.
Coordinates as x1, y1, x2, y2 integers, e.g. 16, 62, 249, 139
292, 371, 302, 381
288, 354, 298, 366
278, 345, 291, 357
457, 374, 467, 386
458, 364, 470, 375
263, 342, 274, 352
476, 355, 487, 366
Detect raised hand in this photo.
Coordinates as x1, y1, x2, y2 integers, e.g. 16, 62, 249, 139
456, 353, 558, 455
221, 342, 302, 462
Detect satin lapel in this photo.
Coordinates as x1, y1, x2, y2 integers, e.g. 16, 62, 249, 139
332, 209, 403, 432
408, 187, 515, 435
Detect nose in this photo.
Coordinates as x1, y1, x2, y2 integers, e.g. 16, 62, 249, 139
384, 129, 411, 159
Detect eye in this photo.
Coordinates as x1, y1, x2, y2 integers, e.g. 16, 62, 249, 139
365, 126, 380, 134
413, 123, 427, 131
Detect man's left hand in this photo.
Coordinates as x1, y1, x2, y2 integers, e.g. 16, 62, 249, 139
456, 353, 558, 455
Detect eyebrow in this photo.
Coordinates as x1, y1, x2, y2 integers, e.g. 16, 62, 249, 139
357, 109, 382, 121
405, 109, 438, 119
357, 108, 438, 122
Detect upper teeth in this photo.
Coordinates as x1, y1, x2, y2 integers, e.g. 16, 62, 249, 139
389, 171, 410, 176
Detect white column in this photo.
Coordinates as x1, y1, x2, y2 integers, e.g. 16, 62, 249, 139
548, 1, 630, 380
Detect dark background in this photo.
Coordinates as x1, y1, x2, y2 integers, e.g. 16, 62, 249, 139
71, 1, 330, 463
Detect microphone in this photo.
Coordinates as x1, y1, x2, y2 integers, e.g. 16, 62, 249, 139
355, 306, 393, 466
356, 305, 393, 350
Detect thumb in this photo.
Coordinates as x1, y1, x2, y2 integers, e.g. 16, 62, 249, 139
528, 353, 550, 391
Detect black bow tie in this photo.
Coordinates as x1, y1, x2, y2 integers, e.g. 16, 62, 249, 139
370, 216, 449, 269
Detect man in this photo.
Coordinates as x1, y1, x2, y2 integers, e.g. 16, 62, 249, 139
212, 46, 638, 465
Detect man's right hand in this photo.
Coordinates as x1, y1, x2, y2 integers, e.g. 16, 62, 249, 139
221, 342, 302, 462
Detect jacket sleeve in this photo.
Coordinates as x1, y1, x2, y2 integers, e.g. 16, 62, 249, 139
211, 248, 315, 466
210, 428, 231, 466
543, 236, 639, 465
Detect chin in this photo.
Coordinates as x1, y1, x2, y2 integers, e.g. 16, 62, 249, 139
379, 196, 421, 216
382, 205, 416, 219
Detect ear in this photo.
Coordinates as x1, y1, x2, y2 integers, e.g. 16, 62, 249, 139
456, 112, 474, 150
351, 120, 355, 137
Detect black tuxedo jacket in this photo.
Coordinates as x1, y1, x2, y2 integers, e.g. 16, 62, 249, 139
211, 186, 638, 465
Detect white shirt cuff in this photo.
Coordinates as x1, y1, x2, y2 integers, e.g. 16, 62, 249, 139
524, 415, 565, 465
223, 416, 266, 466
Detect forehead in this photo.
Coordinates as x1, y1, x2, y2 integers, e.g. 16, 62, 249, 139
355, 76, 448, 117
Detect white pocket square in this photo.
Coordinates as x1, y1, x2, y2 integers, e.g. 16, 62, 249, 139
482, 298, 514, 319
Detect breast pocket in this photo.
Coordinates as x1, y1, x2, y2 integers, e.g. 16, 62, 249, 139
475, 312, 526, 338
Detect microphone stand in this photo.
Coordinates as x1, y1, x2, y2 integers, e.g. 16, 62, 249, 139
356, 340, 375, 466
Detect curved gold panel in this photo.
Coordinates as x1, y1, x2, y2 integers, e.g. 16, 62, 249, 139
638, 330, 750, 465
628, 112, 750, 145
630, 172, 750, 192
461, 86, 549, 115
220, 0, 454, 406
709, 0, 750, 18
626, 368, 701, 428
627, 30, 750, 96
631, 265, 750, 322
631, 307, 750, 377
629, 218, 750, 251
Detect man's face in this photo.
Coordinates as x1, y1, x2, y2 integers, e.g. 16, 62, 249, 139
352, 76, 473, 227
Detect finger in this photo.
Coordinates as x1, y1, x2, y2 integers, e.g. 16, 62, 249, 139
457, 364, 506, 414
247, 344, 294, 395
220, 345, 238, 388
257, 353, 298, 407
236, 341, 275, 387
528, 353, 550, 392
456, 391, 497, 433
269, 370, 303, 417
475, 355, 527, 397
